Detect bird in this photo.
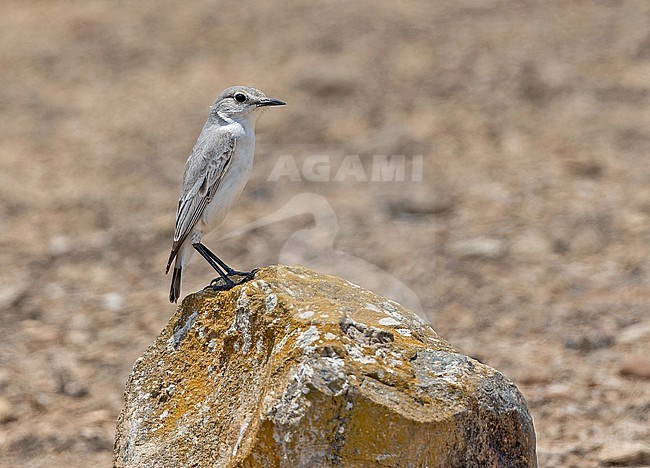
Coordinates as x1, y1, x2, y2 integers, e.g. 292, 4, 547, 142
166, 86, 285, 303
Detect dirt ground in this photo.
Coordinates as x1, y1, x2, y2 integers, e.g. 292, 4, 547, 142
0, 1, 648, 466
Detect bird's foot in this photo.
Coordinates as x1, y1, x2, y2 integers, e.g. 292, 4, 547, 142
241, 268, 259, 282
207, 275, 234, 290
205, 279, 231, 291
227, 268, 258, 285
226, 269, 253, 277
227, 268, 258, 279
205, 269, 258, 292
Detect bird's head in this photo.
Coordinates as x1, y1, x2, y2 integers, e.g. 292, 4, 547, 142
210, 86, 285, 121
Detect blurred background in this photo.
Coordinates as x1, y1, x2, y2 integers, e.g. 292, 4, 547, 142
1, 1, 648, 466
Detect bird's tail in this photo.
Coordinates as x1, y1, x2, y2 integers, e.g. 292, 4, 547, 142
170, 265, 182, 303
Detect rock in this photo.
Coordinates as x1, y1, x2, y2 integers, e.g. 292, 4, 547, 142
619, 355, 650, 379
101, 292, 125, 312
543, 383, 574, 400
511, 231, 550, 257
618, 322, 650, 345
49, 348, 88, 398
114, 265, 536, 467
515, 369, 552, 386
21, 320, 60, 347
0, 279, 29, 310
389, 191, 454, 217
448, 237, 508, 260
0, 396, 18, 424
48, 235, 73, 255
598, 441, 650, 466
564, 332, 614, 351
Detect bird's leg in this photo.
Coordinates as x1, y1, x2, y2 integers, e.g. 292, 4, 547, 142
192, 243, 234, 288
193, 243, 252, 278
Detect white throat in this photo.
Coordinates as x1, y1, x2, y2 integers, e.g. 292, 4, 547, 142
217, 111, 259, 130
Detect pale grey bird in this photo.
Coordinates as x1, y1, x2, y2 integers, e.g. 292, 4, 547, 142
166, 86, 285, 303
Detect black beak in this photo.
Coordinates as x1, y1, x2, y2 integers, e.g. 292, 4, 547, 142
257, 98, 286, 107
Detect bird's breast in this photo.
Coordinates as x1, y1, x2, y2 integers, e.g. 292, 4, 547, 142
199, 135, 255, 232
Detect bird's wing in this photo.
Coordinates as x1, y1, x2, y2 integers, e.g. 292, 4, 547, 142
166, 129, 236, 272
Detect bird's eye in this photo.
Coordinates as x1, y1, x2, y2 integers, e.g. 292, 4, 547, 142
234, 93, 247, 103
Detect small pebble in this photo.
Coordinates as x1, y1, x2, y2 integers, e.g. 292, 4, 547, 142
619, 355, 650, 379
102, 292, 125, 311
544, 383, 573, 400
517, 371, 552, 385
598, 441, 650, 466
0, 397, 17, 423
564, 333, 614, 351
448, 237, 507, 260
618, 322, 650, 345
48, 235, 73, 255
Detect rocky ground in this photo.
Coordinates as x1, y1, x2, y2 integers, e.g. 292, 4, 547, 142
0, 1, 648, 466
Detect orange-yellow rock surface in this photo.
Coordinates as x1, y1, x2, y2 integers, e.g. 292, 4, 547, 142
114, 265, 536, 467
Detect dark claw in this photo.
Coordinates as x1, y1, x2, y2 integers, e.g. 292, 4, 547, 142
204, 269, 258, 293
204, 282, 231, 292
236, 269, 257, 283
228, 268, 257, 278
228, 270, 252, 277
210, 276, 234, 287
231, 268, 258, 282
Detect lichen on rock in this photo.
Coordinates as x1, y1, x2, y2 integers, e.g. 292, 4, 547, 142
114, 265, 536, 467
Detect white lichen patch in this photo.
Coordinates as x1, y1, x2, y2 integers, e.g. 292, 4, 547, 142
347, 344, 378, 365
227, 291, 252, 353
254, 280, 271, 293
232, 416, 251, 457
379, 317, 401, 326
396, 328, 412, 337
265, 294, 278, 312
272, 324, 293, 355
381, 301, 408, 324
197, 402, 211, 416
365, 303, 382, 313
324, 332, 337, 341
269, 362, 315, 427
272, 334, 289, 355
388, 358, 404, 367
297, 310, 314, 320
168, 310, 199, 351
296, 326, 319, 351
